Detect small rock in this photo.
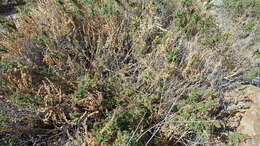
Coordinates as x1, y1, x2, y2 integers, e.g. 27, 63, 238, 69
252, 77, 260, 87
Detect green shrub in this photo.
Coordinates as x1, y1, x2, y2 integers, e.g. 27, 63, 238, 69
83, 0, 120, 16
166, 47, 182, 63
11, 93, 43, 107
169, 89, 220, 140
0, 137, 17, 146
223, 0, 260, 17
225, 133, 248, 145
95, 106, 152, 145
0, 58, 18, 72
0, 114, 10, 127
172, 1, 216, 38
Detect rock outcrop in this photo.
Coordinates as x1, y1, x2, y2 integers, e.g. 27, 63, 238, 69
237, 86, 260, 146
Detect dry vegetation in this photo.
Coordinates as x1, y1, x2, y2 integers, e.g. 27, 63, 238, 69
0, 0, 259, 145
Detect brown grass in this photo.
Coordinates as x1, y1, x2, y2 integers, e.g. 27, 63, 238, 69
0, 0, 256, 145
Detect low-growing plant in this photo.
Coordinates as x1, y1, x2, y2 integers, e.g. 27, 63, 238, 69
0, 0, 254, 145
239, 20, 257, 38
0, 114, 10, 127
0, 17, 17, 32
166, 89, 220, 142
166, 47, 182, 63
0, 137, 17, 146
95, 106, 152, 145
225, 133, 248, 145
202, 33, 222, 48
253, 50, 260, 59
11, 93, 43, 107
0, 57, 18, 72
172, 0, 216, 38
83, 0, 120, 16
223, 0, 260, 17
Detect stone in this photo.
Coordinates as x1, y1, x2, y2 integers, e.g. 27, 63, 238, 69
237, 86, 260, 146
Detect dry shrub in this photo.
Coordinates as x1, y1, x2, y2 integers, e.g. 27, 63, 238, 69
0, 0, 252, 145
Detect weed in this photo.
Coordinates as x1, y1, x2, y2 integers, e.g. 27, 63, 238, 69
255, 70, 260, 77
17, 6, 31, 17
191, 55, 202, 68
73, 75, 100, 100
201, 16, 216, 31
223, 0, 260, 17
0, 46, 6, 52
95, 106, 152, 145
243, 20, 256, 32
205, 0, 214, 9
0, 137, 16, 146
239, 20, 256, 38
0, 114, 10, 127
141, 71, 155, 82
69, 111, 82, 120
129, 2, 141, 8
253, 50, 260, 59
0, 57, 18, 72
0, 0, 253, 145
167, 89, 220, 141
84, 0, 120, 16
11, 93, 43, 107
166, 46, 182, 63
226, 133, 248, 145
0, 17, 17, 32
172, 1, 216, 38
31, 69, 60, 82
202, 33, 222, 48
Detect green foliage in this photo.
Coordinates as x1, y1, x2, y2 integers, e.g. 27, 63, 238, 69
170, 89, 220, 140
11, 93, 43, 107
135, 94, 159, 111
166, 47, 182, 63
129, 1, 142, 8
191, 55, 202, 68
243, 20, 256, 32
201, 16, 216, 31
253, 50, 260, 59
141, 71, 154, 82
226, 133, 248, 145
0, 0, 254, 145
121, 89, 159, 110
202, 33, 222, 48
73, 77, 89, 100
21, 7, 31, 17
83, 0, 120, 16
72, 74, 118, 110
69, 111, 82, 120
95, 107, 151, 145
239, 20, 257, 38
0, 137, 16, 146
172, 9, 190, 29
172, 0, 216, 38
93, 87, 159, 145
224, 0, 260, 17
0, 46, 6, 52
31, 69, 60, 82
0, 17, 17, 32
0, 58, 18, 72
255, 70, 260, 77
73, 75, 101, 100
0, 114, 10, 127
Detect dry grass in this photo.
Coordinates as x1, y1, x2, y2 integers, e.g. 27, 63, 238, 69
0, 0, 257, 145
